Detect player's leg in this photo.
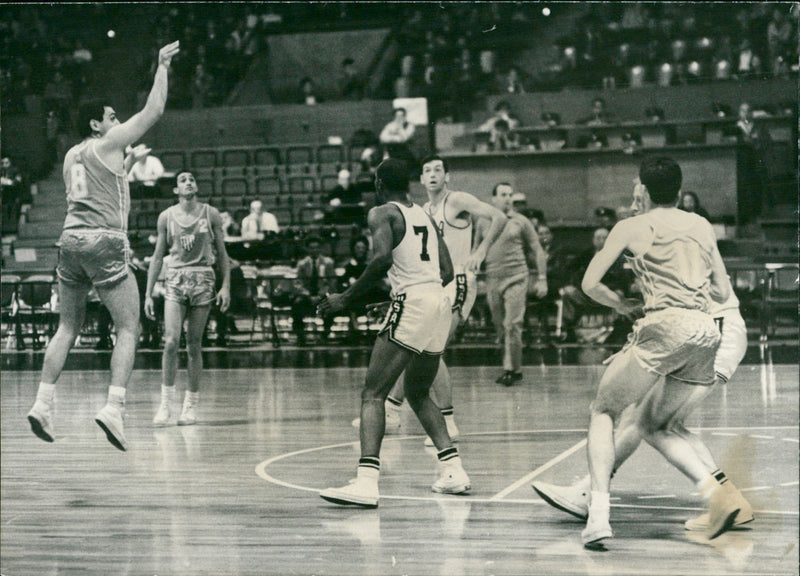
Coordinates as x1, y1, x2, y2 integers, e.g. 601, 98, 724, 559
28, 278, 90, 442
583, 350, 659, 545
502, 276, 527, 384
321, 332, 412, 507
533, 402, 645, 520
154, 297, 187, 426
639, 376, 741, 538
424, 311, 461, 444
178, 303, 212, 426
94, 271, 141, 451
406, 351, 471, 495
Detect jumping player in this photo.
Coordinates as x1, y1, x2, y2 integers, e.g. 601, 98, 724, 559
27, 41, 181, 451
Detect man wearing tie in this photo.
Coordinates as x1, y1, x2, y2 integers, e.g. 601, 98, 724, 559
292, 235, 336, 345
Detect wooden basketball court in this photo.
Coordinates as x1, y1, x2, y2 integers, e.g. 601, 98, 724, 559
1, 345, 797, 575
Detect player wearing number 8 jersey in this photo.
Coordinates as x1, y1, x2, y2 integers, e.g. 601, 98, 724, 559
27, 41, 181, 452
317, 158, 471, 507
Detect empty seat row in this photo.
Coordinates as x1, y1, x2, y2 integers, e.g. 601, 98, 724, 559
158, 143, 371, 173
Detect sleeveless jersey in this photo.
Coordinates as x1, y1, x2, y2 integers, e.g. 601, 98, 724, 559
424, 191, 472, 275
63, 139, 130, 232
165, 203, 216, 268
624, 211, 716, 313
387, 201, 441, 295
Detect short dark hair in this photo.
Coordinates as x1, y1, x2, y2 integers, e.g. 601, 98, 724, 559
419, 154, 449, 173
342, 57, 354, 67
681, 190, 700, 206
77, 100, 108, 139
305, 234, 323, 247
392, 107, 407, 116
639, 156, 682, 205
492, 182, 512, 196
350, 235, 369, 253
376, 158, 409, 193
495, 100, 511, 112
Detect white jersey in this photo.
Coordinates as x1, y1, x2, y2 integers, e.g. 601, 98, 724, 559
424, 191, 472, 276
387, 201, 442, 295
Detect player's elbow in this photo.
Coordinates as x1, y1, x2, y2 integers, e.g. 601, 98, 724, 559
581, 276, 598, 295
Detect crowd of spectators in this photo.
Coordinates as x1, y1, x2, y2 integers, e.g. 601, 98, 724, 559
547, 3, 798, 91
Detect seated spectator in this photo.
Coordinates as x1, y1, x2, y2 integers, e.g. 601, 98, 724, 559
241, 200, 280, 239
191, 63, 214, 109
577, 97, 618, 125
325, 169, 365, 225
0, 157, 23, 189
219, 211, 241, 239
340, 236, 390, 341
338, 57, 365, 100
299, 76, 321, 105
559, 227, 634, 342
497, 65, 526, 94
379, 107, 416, 169
678, 191, 711, 220
285, 235, 337, 345
594, 206, 618, 228
205, 258, 247, 348
127, 144, 165, 187
478, 101, 521, 150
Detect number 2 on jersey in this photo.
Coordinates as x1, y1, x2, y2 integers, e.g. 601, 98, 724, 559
413, 226, 431, 261
69, 163, 88, 201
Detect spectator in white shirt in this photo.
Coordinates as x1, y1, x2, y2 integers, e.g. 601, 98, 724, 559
241, 200, 280, 239
127, 144, 165, 186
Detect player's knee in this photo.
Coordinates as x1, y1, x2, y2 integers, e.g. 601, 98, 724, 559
162, 334, 180, 354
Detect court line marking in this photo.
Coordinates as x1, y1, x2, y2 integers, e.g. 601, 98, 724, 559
254, 427, 799, 516
489, 439, 586, 501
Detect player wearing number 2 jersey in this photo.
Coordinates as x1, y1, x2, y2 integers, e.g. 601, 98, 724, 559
317, 158, 471, 508
27, 41, 181, 452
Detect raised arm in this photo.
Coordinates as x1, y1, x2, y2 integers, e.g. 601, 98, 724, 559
209, 207, 231, 312
144, 211, 170, 319
450, 192, 507, 274
98, 42, 180, 154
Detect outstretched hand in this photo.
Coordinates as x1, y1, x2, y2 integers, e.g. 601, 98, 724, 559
159, 41, 180, 67
316, 293, 346, 317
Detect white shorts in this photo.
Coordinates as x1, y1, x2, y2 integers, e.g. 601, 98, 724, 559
380, 284, 452, 355
713, 308, 748, 382
445, 272, 477, 321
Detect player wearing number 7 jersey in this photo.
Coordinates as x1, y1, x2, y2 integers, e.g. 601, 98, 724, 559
317, 158, 471, 508
27, 41, 181, 452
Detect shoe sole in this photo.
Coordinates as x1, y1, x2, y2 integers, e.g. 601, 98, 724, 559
95, 418, 127, 451
582, 528, 613, 547
153, 421, 173, 428
27, 415, 54, 443
177, 420, 197, 426
431, 483, 471, 495
708, 508, 741, 540
532, 484, 588, 520
685, 513, 754, 532
319, 493, 378, 508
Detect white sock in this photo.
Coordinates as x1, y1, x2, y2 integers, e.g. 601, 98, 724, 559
590, 491, 610, 510
36, 382, 56, 404
184, 390, 199, 406
161, 385, 176, 403
697, 474, 718, 499
444, 414, 456, 428
108, 385, 126, 408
